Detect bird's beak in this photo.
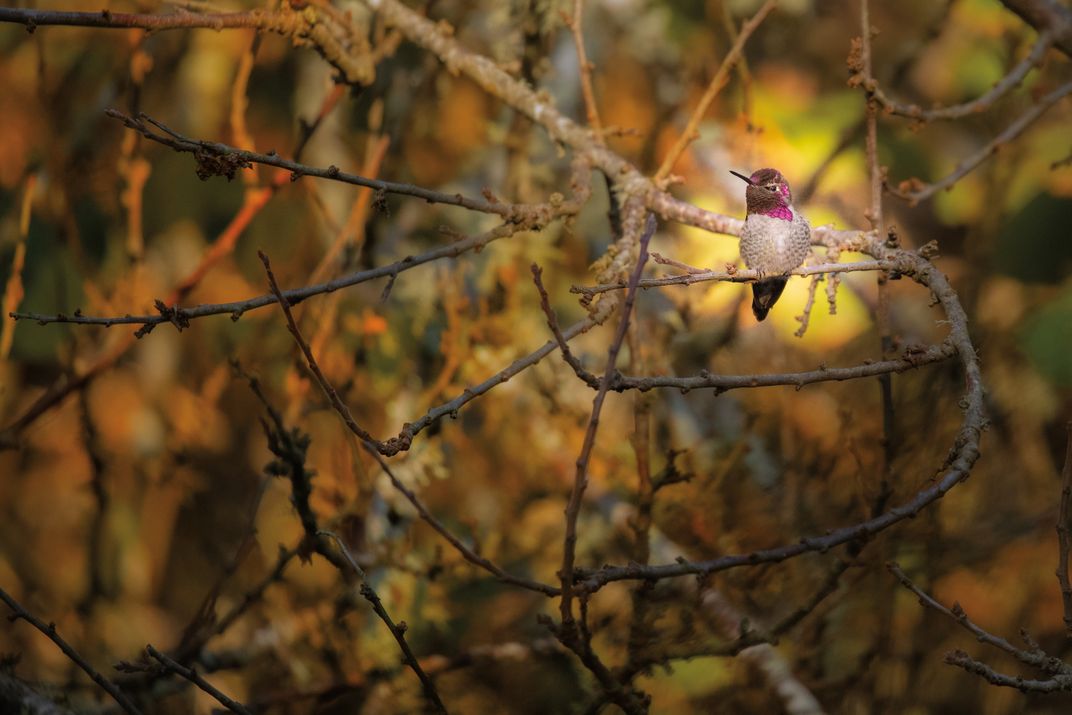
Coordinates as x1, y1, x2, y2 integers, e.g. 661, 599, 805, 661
729, 170, 753, 185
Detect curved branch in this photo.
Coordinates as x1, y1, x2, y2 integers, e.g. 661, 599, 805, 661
865, 30, 1055, 121
888, 79, 1072, 205
362, 0, 872, 252
999, 0, 1072, 59
572, 251, 985, 592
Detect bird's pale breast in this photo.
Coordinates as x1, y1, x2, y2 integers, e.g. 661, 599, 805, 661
740, 211, 811, 275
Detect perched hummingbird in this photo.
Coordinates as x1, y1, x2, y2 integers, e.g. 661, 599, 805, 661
731, 168, 811, 321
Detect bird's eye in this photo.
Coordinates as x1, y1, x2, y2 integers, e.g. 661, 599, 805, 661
765, 185, 777, 192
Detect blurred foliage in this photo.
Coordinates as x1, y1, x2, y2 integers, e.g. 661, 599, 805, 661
0, 0, 1071, 713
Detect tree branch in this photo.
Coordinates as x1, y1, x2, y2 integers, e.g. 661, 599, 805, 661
864, 30, 1055, 121
0, 586, 144, 715
1057, 423, 1072, 636
141, 645, 253, 715
559, 214, 656, 627
653, 0, 776, 185
887, 80, 1072, 205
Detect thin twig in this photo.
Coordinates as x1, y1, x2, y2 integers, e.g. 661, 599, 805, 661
0, 586, 144, 715
260, 254, 558, 596
1056, 423, 1072, 637
532, 264, 600, 389
653, 0, 777, 185
0, 6, 281, 30
259, 251, 378, 445
560, 214, 657, 626
887, 562, 1072, 675
793, 274, 822, 338
887, 79, 1072, 205
567, 0, 603, 136
318, 531, 449, 714
368, 460, 559, 596
572, 259, 897, 297
944, 651, 1072, 693
0, 6, 374, 85
108, 110, 559, 221
13, 224, 532, 329
143, 645, 253, 715
609, 342, 954, 393
865, 30, 1055, 121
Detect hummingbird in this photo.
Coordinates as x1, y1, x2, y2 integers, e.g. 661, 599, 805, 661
730, 168, 811, 321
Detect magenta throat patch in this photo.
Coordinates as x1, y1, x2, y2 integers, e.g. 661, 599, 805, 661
761, 205, 793, 221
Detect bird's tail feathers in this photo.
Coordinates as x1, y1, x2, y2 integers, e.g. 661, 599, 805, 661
751, 277, 788, 321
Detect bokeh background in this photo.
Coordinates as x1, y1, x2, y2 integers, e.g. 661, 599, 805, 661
1, 0, 1071, 712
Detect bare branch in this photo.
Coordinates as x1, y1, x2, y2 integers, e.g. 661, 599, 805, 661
864, 30, 1055, 121
109, 110, 566, 221
142, 645, 253, 715
887, 80, 1072, 205
887, 563, 1072, 675
318, 532, 449, 714
1057, 423, 1072, 636
610, 343, 954, 393
945, 651, 1072, 693
653, 0, 777, 185
559, 214, 656, 626
12, 223, 534, 329
0, 6, 374, 85
0, 586, 144, 715
566, 0, 603, 136
365, 459, 560, 596
532, 264, 600, 389
571, 259, 895, 298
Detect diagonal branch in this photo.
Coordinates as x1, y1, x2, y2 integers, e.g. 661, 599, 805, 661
259, 252, 558, 596
653, 0, 777, 185
0, 586, 144, 715
141, 645, 252, 715
559, 214, 656, 626
862, 30, 1055, 121
1055, 422, 1072, 636
887, 79, 1072, 205
888, 562, 1072, 675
